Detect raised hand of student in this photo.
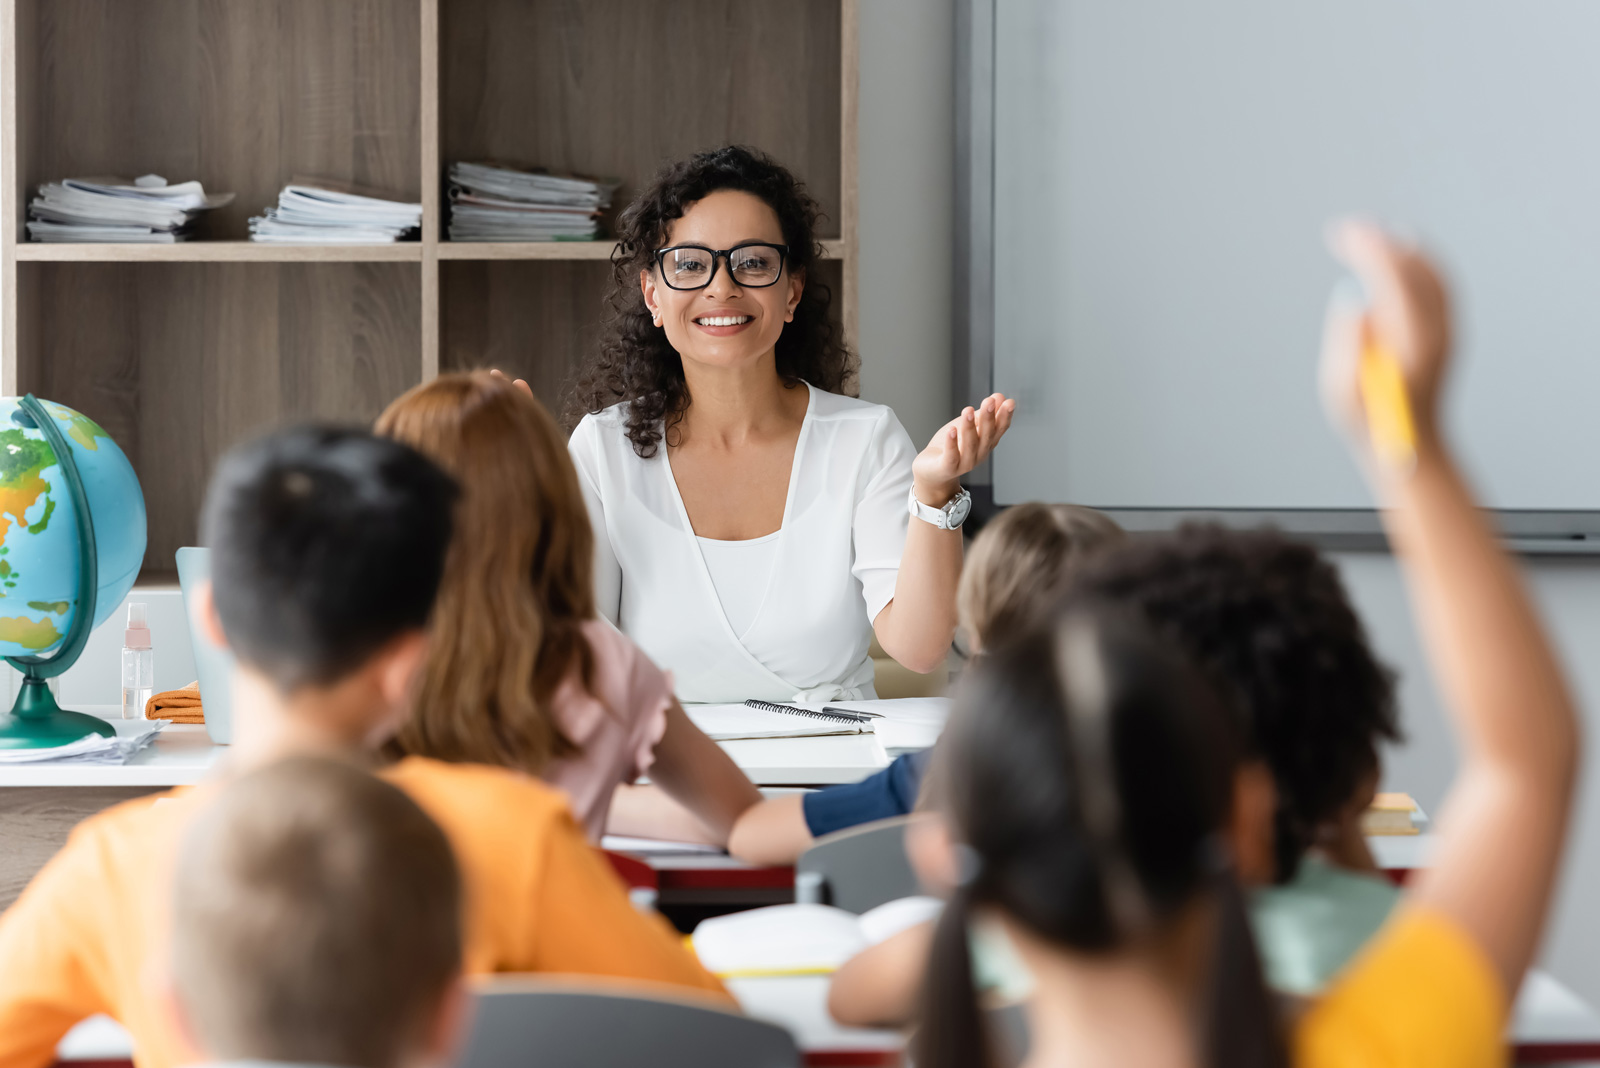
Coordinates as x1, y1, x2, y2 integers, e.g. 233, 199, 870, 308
488, 368, 535, 401
1320, 219, 1579, 994
1320, 220, 1452, 479
911, 393, 1016, 502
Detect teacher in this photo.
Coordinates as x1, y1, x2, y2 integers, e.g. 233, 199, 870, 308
564, 145, 1013, 703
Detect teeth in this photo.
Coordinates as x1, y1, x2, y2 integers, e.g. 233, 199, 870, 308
696, 315, 750, 327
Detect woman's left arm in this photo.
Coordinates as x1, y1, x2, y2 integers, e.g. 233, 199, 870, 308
873, 394, 1015, 673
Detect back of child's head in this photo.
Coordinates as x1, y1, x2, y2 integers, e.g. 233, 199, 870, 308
374, 371, 595, 773
171, 756, 461, 1068
918, 604, 1285, 1068
1067, 524, 1400, 881
201, 426, 457, 692
957, 503, 1124, 649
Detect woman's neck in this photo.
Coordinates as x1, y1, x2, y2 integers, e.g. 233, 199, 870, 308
677, 351, 805, 446
1004, 906, 1212, 1068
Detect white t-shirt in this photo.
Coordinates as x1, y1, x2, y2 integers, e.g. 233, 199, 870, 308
567, 383, 917, 704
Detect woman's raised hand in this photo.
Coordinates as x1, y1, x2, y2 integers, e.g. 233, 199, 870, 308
488, 368, 535, 400
911, 393, 1017, 503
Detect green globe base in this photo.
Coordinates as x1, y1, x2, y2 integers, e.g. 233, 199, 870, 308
0, 677, 115, 750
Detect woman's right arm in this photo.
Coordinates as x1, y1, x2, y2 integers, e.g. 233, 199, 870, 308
567, 417, 623, 626
1324, 222, 1580, 991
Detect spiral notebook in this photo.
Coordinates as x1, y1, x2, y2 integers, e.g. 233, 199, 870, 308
685, 699, 882, 741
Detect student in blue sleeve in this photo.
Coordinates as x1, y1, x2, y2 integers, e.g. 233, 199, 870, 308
726, 503, 1125, 865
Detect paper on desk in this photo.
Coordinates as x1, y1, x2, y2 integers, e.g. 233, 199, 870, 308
0, 719, 167, 765
827, 697, 951, 751
600, 835, 723, 855
685, 703, 866, 741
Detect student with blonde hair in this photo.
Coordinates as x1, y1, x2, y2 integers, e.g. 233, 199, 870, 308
726, 502, 1124, 866
376, 371, 761, 843
169, 757, 466, 1068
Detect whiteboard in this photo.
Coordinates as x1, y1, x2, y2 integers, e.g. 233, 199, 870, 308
991, 0, 1600, 513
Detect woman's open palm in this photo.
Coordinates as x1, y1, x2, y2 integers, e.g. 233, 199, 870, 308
912, 393, 1016, 493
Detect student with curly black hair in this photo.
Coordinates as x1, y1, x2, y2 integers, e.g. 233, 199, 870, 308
1069, 524, 1407, 993
551, 145, 1015, 704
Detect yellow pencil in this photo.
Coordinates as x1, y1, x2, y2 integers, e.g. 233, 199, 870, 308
1358, 339, 1417, 474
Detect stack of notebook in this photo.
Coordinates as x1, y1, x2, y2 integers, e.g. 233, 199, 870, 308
446, 161, 619, 242
26, 175, 234, 243
249, 179, 422, 244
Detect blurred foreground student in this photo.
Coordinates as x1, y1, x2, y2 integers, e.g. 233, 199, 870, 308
376, 372, 761, 843
169, 758, 465, 1068
726, 502, 1124, 866
914, 224, 1579, 1068
1072, 525, 1405, 995
0, 428, 724, 1068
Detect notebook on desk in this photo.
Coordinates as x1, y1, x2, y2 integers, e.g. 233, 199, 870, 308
685, 701, 876, 741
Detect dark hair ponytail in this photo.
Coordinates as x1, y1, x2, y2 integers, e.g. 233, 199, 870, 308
917, 604, 1287, 1068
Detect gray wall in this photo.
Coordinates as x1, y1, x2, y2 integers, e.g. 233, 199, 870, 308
856, 0, 956, 448
856, 0, 1600, 1004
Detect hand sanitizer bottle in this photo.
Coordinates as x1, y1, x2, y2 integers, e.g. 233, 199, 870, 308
121, 603, 153, 721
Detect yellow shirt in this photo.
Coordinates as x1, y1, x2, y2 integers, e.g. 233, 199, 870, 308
0, 756, 727, 1068
1297, 907, 1508, 1068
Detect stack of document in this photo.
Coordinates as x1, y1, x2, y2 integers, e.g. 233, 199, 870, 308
249, 179, 422, 244
0, 719, 165, 766
26, 175, 234, 243
447, 161, 619, 242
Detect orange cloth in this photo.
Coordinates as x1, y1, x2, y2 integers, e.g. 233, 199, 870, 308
0, 756, 727, 1068
1296, 907, 1508, 1068
143, 681, 202, 724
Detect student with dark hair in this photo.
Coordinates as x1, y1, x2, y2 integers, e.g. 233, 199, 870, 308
915, 223, 1579, 1067
0, 426, 725, 1068
559, 145, 1015, 706
1070, 524, 1406, 993
170, 757, 465, 1068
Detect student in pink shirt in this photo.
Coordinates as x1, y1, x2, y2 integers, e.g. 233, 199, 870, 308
377, 371, 760, 842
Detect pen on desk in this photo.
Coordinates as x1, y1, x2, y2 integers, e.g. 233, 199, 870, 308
822, 705, 883, 719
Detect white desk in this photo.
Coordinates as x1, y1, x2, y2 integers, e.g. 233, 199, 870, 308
56, 968, 1600, 1066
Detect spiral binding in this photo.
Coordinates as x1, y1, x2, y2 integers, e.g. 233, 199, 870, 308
743, 698, 871, 725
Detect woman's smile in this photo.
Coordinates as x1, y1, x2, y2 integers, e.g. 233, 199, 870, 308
692, 310, 755, 336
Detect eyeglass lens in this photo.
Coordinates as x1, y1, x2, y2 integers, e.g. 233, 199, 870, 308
660, 245, 784, 289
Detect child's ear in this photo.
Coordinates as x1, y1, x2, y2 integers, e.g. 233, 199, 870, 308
905, 812, 962, 895
420, 974, 472, 1067
194, 580, 228, 650
1228, 760, 1279, 887
376, 630, 431, 708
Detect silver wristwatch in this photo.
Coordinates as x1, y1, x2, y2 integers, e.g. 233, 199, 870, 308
908, 485, 973, 530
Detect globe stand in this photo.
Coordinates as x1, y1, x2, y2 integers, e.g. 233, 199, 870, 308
0, 394, 112, 750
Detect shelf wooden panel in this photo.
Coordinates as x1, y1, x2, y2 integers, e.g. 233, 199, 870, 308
16, 242, 424, 263
442, 0, 842, 231
436, 238, 846, 262
18, 261, 422, 566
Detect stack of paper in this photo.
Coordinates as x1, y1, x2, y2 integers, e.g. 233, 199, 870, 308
26, 175, 234, 243
692, 898, 943, 978
447, 161, 619, 242
0, 719, 166, 765
249, 179, 422, 244
685, 703, 872, 741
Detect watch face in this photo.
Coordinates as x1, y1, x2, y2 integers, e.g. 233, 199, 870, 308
947, 491, 973, 527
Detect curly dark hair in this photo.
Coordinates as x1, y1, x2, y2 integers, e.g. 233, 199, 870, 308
1066, 524, 1402, 883
565, 145, 858, 457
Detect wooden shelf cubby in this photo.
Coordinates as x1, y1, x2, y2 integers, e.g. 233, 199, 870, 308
2, 0, 858, 578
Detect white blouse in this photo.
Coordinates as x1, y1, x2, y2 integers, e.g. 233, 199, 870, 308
568, 383, 917, 704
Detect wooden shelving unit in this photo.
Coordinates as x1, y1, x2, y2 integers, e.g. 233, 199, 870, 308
1, 0, 857, 576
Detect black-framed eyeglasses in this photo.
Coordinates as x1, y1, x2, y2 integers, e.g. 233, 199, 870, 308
653, 242, 789, 290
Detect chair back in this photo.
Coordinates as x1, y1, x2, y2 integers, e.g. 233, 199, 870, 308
795, 815, 922, 913
457, 978, 799, 1068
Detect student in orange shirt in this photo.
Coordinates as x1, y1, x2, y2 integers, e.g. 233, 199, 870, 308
912, 224, 1579, 1068
0, 427, 724, 1068
168, 757, 467, 1068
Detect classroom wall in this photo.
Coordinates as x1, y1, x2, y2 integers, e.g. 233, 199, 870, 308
855, 0, 956, 448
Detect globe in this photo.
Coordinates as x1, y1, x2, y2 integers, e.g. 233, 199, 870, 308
0, 395, 147, 749
0, 399, 147, 657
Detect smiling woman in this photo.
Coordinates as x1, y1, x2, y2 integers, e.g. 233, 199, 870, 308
556, 145, 1014, 707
